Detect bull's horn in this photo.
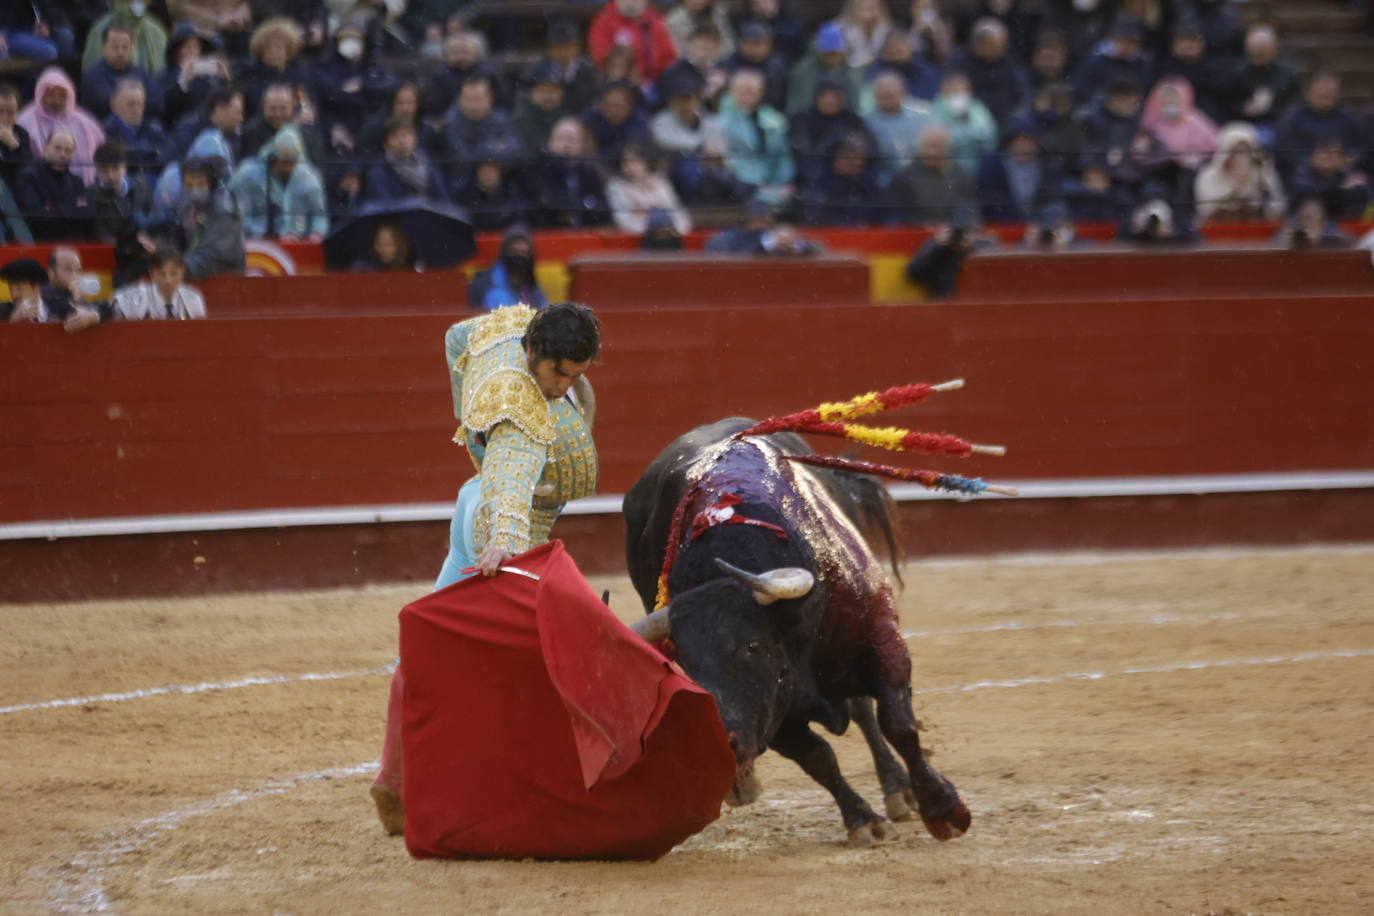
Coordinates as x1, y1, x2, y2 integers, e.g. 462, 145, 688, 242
715, 559, 815, 605
630, 606, 671, 643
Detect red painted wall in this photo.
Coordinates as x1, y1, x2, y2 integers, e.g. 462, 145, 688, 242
3, 291, 1372, 525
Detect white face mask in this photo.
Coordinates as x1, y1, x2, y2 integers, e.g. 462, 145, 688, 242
1072, 0, 1100, 11
338, 37, 363, 61
1161, 102, 1183, 121
946, 92, 971, 116
129, 1, 147, 17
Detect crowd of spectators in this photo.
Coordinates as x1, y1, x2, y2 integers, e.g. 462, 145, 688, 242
1, 0, 1373, 295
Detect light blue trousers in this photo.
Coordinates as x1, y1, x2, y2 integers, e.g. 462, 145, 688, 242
433, 477, 483, 590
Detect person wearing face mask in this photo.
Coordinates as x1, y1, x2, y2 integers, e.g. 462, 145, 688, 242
588, 0, 680, 86
82, 1, 169, 75
312, 19, 397, 154
470, 226, 549, 312
89, 140, 157, 287
929, 71, 997, 175
1140, 76, 1217, 172
170, 157, 245, 279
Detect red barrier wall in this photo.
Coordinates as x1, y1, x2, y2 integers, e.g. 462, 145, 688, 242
568, 254, 870, 308
3, 294, 1373, 526
196, 270, 469, 316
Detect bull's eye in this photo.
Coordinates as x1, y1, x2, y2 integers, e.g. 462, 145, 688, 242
746, 641, 761, 655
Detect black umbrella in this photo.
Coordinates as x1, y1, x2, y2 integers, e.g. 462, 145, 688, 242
324, 196, 477, 270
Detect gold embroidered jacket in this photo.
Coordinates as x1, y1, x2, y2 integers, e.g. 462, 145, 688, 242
445, 306, 598, 554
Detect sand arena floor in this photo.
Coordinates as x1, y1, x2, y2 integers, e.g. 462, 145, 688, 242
2, 545, 1372, 915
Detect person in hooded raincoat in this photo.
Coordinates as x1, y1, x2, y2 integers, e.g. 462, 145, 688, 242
16, 67, 106, 185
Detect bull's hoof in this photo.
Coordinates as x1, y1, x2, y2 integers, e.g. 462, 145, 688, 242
725, 771, 763, 807
847, 818, 899, 848
884, 788, 917, 822
919, 797, 971, 841
370, 784, 405, 836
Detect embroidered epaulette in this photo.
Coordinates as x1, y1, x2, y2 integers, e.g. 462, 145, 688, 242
458, 306, 555, 444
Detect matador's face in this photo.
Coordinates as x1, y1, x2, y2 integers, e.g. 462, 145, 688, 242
527, 351, 591, 401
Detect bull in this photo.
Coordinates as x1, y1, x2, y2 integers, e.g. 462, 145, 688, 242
623, 418, 971, 846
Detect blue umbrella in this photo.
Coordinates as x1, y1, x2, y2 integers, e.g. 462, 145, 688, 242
324, 196, 477, 270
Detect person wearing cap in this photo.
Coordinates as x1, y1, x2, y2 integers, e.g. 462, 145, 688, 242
1, 259, 50, 322
228, 126, 328, 241
541, 20, 600, 116
722, 20, 789, 112
81, 1, 169, 76
153, 23, 228, 131
946, 17, 1031, 127
513, 61, 570, 155
588, 0, 679, 85
1071, 16, 1153, 109
786, 21, 863, 115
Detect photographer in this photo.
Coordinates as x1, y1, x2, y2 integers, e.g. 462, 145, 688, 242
903, 209, 982, 299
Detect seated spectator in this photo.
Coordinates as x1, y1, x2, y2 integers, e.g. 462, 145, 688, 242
469, 226, 548, 311
157, 87, 243, 213
42, 247, 109, 332
1, 258, 49, 323
0, 0, 72, 63
888, 124, 977, 225
666, 0, 736, 59
975, 118, 1064, 226
15, 131, 92, 241
82, 2, 167, 75
113, 248, 206, 319
18, 68, 107, 185
1226, 24, 1300, 138
864, 30, 938, 103
1028, 29, 1070, 91
863, 71, 933, 186
1156, 16, 1229, 125
737, 0, 805, 64
907, 0, 955, 66
1113, 126, 1197, 238
589, 0, 679, 87
172, 157, 245, 279
710, 69, 794, 202
229, 128, 329, 241
722, 22, 789, 112
790, 79, 875, 190
313, 18, 397, 156
0, 176, 31, 244
831, 0, 892, 70
929, 71, 998, 177
1273, 195, 1353, 249
542, 19, 600, 115
605, 142, 691, 235
801, 131, 881, 226
1064, 155, 1127, 223
351, 222, 413, 271
528, 117, 610, 228
364, 117, 449, 205
787, 22, 863, 114
442, 76, 522, 175
171, 82, 244, 159
1030, 82, 1085, 176
597, 46, 647, 105
904, 209, 980, 299
82, 23, 156, 122
90, 141, 155, 287
1081, 78, 1144, 174
582, 82, 651, 170
513, 63, 570, 157
947, 18, 1031, 127
103, 79, 175, 179
1194, 122, 1285, 223
155, 25, 229, 133
704, 197, 772, 251
1071, 16, 1153, 108
641, 208, 685, 249
1192, 0, 1246, 61
0, 82, 34, 190
652, 75, 716, 155
355, 82, 438, 166
957, 0, 1044, 63
1274, 71, 1363, 183
423, 31, 508, 119
1142, 77, 1217, 172
657, 23, 730, 109
239, 18, 312, 120
242, 82, 328, 164
452, 148, 529, 232
1290, 136, 1370, 221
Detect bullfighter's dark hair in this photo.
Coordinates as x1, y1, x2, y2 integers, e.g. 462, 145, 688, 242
523, 302, 601, 365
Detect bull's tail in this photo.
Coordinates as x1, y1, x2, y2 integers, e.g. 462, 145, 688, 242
831, 468, 906, 590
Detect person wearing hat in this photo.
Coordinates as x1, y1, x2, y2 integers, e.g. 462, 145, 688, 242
153, 23, 229, 132
1070, 16, 1153, 109
786, 21, 863, 115
650, 72, 716, 155
1, 258, 50, 323
789, 77, 875, 190
721, 20, 789, 113
541, 20, 600, 116
228, 126, 329, 241
513, 61, 570, 155
800, 130, 881, 226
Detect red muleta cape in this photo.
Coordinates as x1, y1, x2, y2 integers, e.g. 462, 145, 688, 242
400, 540, 736, 861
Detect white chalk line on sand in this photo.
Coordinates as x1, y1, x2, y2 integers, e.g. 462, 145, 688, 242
42, 644, 1374, 912
900, 609, 1252, 641
0, 663, 395, 716
44, 761, 377, 914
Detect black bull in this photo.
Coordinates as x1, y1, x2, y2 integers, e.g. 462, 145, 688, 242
623, 418, 971, 845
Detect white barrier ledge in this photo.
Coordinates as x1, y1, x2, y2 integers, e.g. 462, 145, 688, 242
3, 471, 1372, 542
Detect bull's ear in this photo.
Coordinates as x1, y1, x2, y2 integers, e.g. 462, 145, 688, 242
715, 559, 815, 605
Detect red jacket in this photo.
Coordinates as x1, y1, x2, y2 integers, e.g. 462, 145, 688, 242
587, 3, 678, 83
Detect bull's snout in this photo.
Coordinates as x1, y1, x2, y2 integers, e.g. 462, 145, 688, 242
725, 734, 763, 807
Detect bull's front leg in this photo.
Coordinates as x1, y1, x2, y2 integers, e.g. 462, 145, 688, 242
848, 696, 915, 822
769, 719, 899, 847
873, 682, 971, 841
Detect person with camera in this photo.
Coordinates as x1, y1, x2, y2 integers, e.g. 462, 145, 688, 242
903, 207, 982, 300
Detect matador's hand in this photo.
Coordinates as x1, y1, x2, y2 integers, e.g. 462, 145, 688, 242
475, 545, 514, 577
